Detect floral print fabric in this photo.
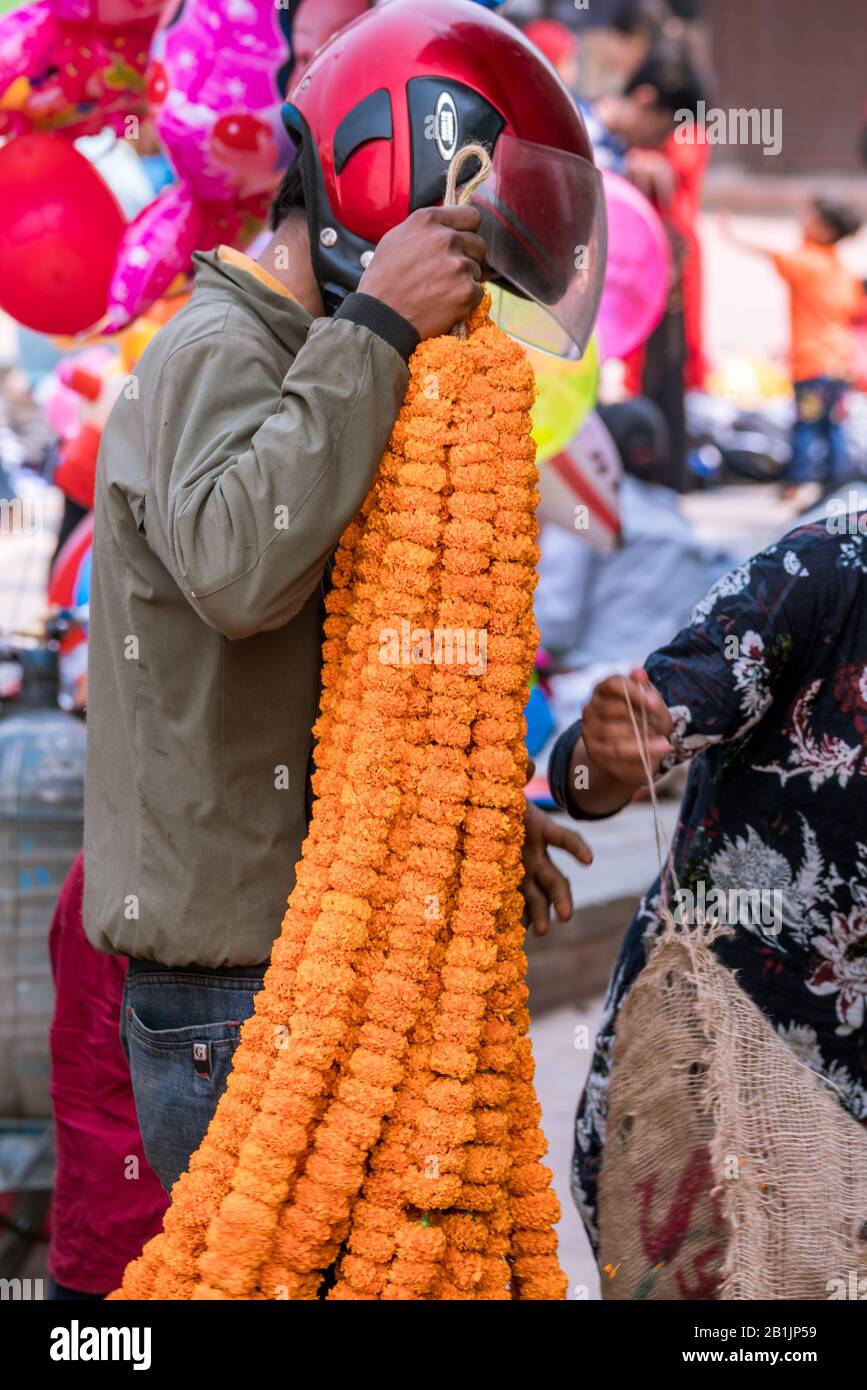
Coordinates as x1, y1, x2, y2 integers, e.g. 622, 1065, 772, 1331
550, 522, 867, 1251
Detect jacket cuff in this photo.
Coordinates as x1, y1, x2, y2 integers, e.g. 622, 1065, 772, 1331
334, 293, 419, 364
549, 720, 583, 817
548, 718, 622, 821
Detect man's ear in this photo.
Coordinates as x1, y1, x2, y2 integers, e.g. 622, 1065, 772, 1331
630, 83, 659, 109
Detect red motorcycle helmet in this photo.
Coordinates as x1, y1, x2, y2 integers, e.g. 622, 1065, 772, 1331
283, 0, 606, 356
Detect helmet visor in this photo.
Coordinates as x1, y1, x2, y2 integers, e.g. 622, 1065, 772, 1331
468, 131, 607, 359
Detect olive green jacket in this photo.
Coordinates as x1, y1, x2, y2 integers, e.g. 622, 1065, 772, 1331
84, 250, 415, 966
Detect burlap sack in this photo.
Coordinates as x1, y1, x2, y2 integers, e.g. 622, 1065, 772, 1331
597, 923, 867, 1300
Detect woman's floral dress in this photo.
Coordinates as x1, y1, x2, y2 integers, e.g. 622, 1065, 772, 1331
548, 521, 867, 1252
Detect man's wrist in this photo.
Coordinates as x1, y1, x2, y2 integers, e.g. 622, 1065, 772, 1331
333, 292, 419, 363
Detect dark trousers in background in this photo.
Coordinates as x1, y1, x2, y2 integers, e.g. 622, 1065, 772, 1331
642, 305, 688, 493
786, 376, 850, 486
119, 958, 268, 1193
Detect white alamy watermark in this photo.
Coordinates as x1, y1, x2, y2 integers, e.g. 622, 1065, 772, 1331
827, 1270, 867, 1300
379, 620, 487, 676
673, 881, 783, 935
49, 1320, 151, 1370
825, 492, 867, 535
0, 496, 45, 537
674, 101, 782, 157
0, 1276, 45, 1300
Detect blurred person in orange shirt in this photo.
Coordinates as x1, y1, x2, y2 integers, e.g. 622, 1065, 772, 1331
723, 199, 866, 505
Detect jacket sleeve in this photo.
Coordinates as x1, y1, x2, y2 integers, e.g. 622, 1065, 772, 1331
144, 309, 411, 639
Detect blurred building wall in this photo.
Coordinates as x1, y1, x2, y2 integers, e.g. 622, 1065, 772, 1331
706, 0, 867, 174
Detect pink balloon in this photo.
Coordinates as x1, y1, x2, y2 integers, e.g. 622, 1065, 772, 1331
52, 0, 163, 23
596, 169, 671, 362
53, 0, 163, 19
0, 0, 160, 140
105, 0, 300, 327
105, 181, 205, 330
43, 346, 115, 437
149, 0, 296, 203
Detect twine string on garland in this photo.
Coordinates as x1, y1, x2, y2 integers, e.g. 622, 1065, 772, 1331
443, 142, 492, 341
619, 676, 680, 920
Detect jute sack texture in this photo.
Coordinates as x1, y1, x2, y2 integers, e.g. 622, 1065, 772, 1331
598, 922, 867, 1300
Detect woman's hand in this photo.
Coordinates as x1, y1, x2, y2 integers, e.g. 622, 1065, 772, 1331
582, 667, 673, 786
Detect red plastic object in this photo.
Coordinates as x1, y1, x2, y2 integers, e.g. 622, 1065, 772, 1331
0, 134, 125, 334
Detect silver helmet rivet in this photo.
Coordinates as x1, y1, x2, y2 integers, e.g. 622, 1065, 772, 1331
320, 227, 338, 248
360, 249, 374, 268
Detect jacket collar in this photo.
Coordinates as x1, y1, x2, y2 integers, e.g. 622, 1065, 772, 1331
191, 249, 313, 356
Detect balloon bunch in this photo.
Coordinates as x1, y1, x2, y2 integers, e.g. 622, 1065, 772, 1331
0, 0, 307, 332
0, 0, 162, 140
0, 0, 520, 334
105, 0, 303, 328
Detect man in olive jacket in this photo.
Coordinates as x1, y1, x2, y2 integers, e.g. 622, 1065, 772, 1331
85, 173, 590, 1191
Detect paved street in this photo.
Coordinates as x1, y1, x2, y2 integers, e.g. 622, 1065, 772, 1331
531, 1001, 604, 1299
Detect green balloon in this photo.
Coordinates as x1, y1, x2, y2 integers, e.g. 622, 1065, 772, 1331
529, 336, 600, 464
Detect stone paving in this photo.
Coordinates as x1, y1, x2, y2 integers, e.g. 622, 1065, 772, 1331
531, 1001, 604, 1299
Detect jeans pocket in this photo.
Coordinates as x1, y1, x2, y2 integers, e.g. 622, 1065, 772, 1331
122, 976, 261, 1193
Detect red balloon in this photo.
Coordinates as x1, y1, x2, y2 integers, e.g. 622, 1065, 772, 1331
0, 134, 125, 334
49, 511, 94, 609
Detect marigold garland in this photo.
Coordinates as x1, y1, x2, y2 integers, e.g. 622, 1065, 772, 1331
110, 296, 567, 1301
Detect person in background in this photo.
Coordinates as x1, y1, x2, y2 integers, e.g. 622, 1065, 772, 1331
624, 113, 710, 489
534, 398, 732, 730
48, 854, 167, 1299
577, 35, 708, 489
532, 7, 709, 480
572, 0, 668, 103
722, 199, 867, 508
576, 35, 705, 174
547, 518, 867, 1264
657, 118, 709, 394
523, 18, 580, 90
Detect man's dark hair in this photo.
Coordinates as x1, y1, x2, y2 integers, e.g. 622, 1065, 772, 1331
269, 154, 306, 232
610, 0, 669, 39
812, 197, 862, 245
624, 35, 706, 117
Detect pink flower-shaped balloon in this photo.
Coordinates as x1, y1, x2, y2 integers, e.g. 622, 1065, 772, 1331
150, 0, 297, 203
105, 0, 300, 327
0, 0, 163, 139
105, 181, 205, 331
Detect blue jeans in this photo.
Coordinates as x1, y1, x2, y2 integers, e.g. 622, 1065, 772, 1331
786, 376, 849, 485
120, 959, 267, 1193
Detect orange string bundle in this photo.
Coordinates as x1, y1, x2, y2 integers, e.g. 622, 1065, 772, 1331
110, 292, 567, 1301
